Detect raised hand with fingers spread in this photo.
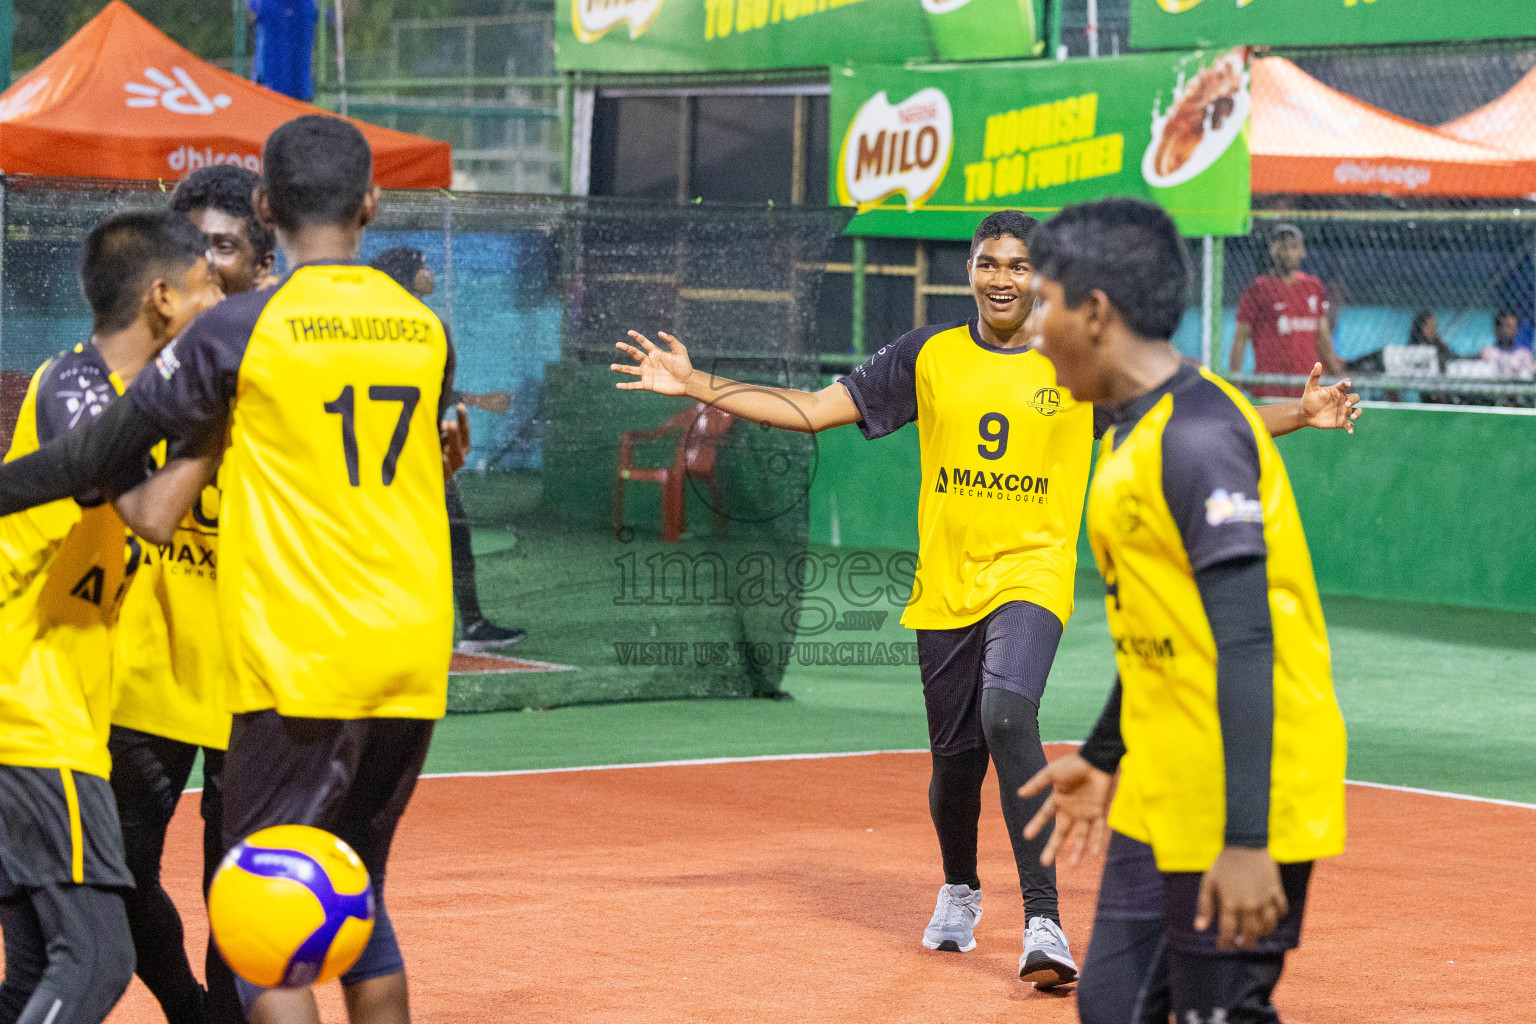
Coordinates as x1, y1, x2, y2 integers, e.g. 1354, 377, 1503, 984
612, 331, 694, 395
1299, 362, 1361, 433
1018, 753, 1113, 868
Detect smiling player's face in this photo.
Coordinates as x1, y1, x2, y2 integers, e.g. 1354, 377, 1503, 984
968, 235, 1032, 334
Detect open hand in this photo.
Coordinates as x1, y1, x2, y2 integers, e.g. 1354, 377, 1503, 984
1194, 846, 1289, 950
612, 331, 694, 396
1018, 753, 1114, 867
441, 402, 470, 477
1300, 363, 1361, 433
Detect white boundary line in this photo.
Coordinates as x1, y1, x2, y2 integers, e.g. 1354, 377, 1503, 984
408, 747, 1536, 811
184, 746, 1536, 811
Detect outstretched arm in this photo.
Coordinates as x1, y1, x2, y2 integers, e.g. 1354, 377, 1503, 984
612, 331, 860, 434
1256, 363, 1361, 438
0, 396, 164, 517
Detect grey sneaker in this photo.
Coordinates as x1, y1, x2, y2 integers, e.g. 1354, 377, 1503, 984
922, 883, 982, 953
1020, 916, 1078, 988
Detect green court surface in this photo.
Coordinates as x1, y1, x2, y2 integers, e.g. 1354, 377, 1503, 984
427, 567, 1536, 805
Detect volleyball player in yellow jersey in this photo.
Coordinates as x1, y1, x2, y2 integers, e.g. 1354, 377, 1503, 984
0, 211, 220, 1024
1019, 198, 1347, 1024
107, 164, 278, 1024
0, 116, 469, 1024
614, 211, 1359, 985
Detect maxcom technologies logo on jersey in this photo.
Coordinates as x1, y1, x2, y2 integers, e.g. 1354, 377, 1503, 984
934, 466, 1049, 503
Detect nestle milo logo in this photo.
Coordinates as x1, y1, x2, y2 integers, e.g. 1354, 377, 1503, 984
572, 0, 665, 42
837, 88, 954, 213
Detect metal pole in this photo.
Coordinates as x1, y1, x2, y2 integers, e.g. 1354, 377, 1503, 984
232, 0, 246, 78
676, 96, 693, 204
1047, 0, 1064, 60
1086, 0, 1099, 58
334, 0, 348, 117
1212, 237, 1225, 368
790, 94, 807, 206
913, 241, 928, 329
851, 236, 867, 357
1201, 236, 1214, 367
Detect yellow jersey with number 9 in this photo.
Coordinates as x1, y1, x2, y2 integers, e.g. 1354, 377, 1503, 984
840, 319, 1094, 629
128, 264, 454, 720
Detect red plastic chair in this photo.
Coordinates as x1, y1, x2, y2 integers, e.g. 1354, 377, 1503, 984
615, 403, 733, 543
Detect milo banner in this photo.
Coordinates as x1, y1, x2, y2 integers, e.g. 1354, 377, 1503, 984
832, 50, 1252, 239
557, 0, 1044, 72
1132, 0, 1535, 50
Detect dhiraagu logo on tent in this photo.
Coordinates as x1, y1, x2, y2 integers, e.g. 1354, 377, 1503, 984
572, 0, 667, 42
837, 88, 954, 213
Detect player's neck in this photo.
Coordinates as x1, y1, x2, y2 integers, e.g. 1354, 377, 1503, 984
91, 323, 161, 386
1273, 268, 1299, 284
1097, 333, 1184, 407
975, 317, 1029, 349
277, 224, 365, 270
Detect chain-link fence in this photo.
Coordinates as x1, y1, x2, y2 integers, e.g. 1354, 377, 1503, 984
0, 174, 850, 711
314, 5, 566, 194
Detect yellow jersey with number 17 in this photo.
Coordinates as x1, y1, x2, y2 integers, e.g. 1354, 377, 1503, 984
840, 319, 1094, 630
128, 263, 454, 720
0, 346, 140, 778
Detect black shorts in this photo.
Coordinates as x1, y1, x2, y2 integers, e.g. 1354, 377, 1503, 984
0, 765, 132, 892
221, 711, 434, 997
221, 711, 434, 878
916, 600, 1063, 756
1077, 832, 1314, 1024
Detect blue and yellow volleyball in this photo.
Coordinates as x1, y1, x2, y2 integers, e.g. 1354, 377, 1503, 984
208, 825, 375, 989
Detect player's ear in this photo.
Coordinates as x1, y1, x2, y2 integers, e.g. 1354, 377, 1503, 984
252, 186, 276, 229
1084, 288, 1112, 341
146, 277, 176, 329
357, 186, 382, 230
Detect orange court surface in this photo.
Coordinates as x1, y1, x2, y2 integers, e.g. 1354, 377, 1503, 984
104, 748, 1534, 1024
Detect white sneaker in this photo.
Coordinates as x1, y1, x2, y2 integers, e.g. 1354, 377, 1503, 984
922, 883, 983, 952
1020, 916, 1078, 988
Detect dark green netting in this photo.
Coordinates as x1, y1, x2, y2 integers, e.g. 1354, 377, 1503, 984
0, 176, 851, 711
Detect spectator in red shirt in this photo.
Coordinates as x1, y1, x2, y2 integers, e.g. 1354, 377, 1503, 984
1230, 225, 1345, 396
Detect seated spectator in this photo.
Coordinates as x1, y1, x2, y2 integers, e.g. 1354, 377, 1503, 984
1482, 309, 1536, 379
1407, 309, 1454, 373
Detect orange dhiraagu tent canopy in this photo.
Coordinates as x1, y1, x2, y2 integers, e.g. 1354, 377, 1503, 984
1439, 65, 1536, 159
0, 1, 450, 187
1250, 57, 1536, 198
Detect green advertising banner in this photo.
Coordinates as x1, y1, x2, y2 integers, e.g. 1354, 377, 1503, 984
1132, 0, 1536, 50
556, 0, 1044, 73
831, 50, 1252, 239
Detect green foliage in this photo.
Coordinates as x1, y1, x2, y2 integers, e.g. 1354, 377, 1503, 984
11, 0, 542, 79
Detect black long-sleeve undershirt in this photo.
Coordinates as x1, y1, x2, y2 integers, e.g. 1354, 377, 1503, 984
1081, 554, 1275, 849
0, 394, 164, 515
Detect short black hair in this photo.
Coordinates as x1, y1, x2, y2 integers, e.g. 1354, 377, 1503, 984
1028, 197, 1190, 341
1270, 222, 1303, 244
971, 210, 1040, 257
371, 247, 426, 290
169, 164, 275, 260
261, 115, 373, 232
80, 211, 208, 332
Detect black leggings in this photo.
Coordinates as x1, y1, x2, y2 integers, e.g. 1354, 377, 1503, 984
107, 728, 235, 1024
928, 687, 1057, 921
445, 481, 482, 623
0, 883, 135, 1024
